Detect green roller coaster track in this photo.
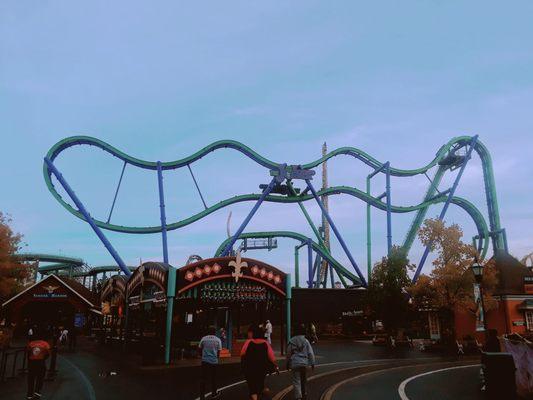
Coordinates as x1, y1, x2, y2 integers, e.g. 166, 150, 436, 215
43, 135, 505, 285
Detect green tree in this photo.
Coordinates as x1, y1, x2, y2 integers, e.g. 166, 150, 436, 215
367, 246, 414, 334
0, 212, 30, 302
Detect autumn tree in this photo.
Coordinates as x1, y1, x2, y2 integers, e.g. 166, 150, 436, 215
367, 246, 414, 334
409, 219, 498, 339
0, 212, 30, 302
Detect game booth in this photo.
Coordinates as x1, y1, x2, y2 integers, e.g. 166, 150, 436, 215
1, 274, 99, 336
123, 257, 290, 363
99, 274, 127, 342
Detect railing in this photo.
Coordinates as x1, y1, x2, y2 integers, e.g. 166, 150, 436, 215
0, 347, 27, 382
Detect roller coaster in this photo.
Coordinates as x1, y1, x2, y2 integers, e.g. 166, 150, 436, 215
42, 135, 508, 288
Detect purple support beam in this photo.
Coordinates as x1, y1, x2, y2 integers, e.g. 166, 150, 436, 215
106, 161, 127, 224
412, 135, 479, 283
305, 179, 367, 287
44, 157, 130, 276
220, 177, 277, 256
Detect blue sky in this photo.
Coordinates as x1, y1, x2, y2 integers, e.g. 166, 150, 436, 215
1, 1, 532, 279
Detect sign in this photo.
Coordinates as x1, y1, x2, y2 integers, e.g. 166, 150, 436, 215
129, 295, 140, 306
342, 310, 364, 317
512, 320, 525, 326
33, 283, 67, 299
200, 281, 268, 303
473, 283, 485, 332
178, 257, 286, 297
524, 276, 533, 283
33, 293, 67, 299
74, 313, 86, 328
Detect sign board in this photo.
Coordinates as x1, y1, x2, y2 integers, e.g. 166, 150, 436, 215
33, 293, 67, 299
178, 256, 286, 297
200, 281, 268, 303
74, 313, 86, 328
512, 320, 525, 326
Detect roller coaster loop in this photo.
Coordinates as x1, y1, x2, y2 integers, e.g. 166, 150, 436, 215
43, 135, 507, 286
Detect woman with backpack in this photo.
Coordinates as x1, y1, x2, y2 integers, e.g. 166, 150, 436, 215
240, 324, 278, 400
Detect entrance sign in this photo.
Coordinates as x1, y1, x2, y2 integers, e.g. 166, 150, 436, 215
178, 256, 286, 296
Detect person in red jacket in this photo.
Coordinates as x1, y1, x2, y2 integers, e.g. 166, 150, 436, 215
26, 329, 51, 400
240, 324, 278, 400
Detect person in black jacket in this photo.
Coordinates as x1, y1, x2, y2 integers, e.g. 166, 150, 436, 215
240, 324, 278, 400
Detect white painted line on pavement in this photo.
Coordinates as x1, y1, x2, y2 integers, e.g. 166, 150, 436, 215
397, 364, 479, 400
192, 358, 421, 400
321, 365, 411, 400
60, 356, 97, 400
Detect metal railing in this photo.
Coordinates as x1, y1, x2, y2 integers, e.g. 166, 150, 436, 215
0, 347, 27, 382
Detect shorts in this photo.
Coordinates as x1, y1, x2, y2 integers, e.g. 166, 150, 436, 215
245, 373, 267, 395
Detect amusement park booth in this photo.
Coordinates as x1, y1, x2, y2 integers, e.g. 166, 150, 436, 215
124, 262, 171, 358
173, 256, 289, 356
99, 274, 127, 340
1, 274, 99, 336
123, 257, 290, 363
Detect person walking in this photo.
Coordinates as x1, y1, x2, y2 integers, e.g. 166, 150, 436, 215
264, 320, 273, 344
26, 329, 51, 400
287, 324, 315, 400
198, 326, 222, 399
241, 324, 278, 400
309, 323, 318, 345
59, 327, 69, 347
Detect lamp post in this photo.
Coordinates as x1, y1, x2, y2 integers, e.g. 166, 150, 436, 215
470, 260, 488, 333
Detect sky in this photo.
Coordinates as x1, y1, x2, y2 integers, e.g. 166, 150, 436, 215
1, 1, 532, 280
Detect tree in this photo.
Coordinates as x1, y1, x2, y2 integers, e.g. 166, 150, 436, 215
367, 246, 414, 334
409, 219, 498, 339
0, 212, 30, 302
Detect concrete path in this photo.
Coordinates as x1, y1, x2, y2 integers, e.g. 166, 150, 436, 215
0, 338, 485, 400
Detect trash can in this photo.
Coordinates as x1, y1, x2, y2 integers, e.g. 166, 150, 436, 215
482, 352, 516, 400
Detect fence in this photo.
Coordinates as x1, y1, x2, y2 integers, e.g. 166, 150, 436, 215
0, 347, 27, 383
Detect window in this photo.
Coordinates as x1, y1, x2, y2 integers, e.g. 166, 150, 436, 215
526, 311, 533, 331
428, 312, 440, 339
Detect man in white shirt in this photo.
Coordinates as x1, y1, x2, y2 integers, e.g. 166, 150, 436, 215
198, 326, 222, 399
265, 320, 273, 344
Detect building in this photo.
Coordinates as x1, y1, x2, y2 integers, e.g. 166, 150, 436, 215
455, 253, 533, 339
1, 274, 100, 335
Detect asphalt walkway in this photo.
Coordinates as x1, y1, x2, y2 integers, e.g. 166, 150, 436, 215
0, 338, 485, 400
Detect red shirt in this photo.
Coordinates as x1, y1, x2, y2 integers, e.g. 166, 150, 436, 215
27, 340, 51, 361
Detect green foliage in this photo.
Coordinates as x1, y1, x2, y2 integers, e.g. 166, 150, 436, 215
366, 246, 414, 333
0, 212, 30, 302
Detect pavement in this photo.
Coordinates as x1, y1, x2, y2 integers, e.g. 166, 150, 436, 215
0, 338, 487, 400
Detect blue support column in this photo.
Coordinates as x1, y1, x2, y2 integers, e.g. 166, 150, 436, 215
413, 135, 479, 283
44, 157, 130, 276
306, 179, 368, 287
157, 161, 169, 264
220, 177, 277, 256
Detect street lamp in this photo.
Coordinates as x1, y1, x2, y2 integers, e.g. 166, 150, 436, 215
470, 259, 488, 332
470, 261, 484, 283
